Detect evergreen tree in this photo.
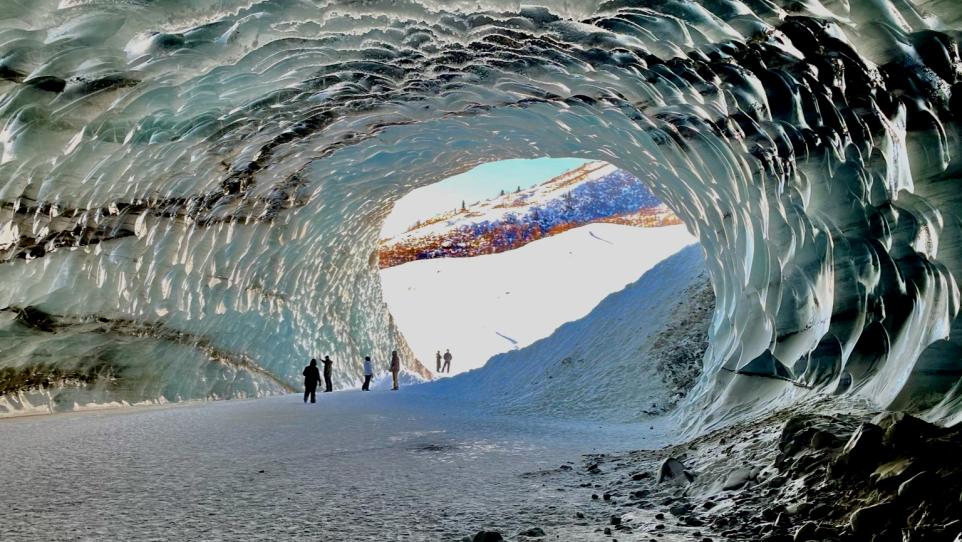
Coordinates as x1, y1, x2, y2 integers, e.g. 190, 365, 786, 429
461, 200, 466, 211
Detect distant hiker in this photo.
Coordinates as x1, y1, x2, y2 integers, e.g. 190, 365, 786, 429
322, 355, 334, 392
303, 359, 321, 403
390, 350, 401, 390
436, 350, 442, 373
442, 349, 452, 373
362, 356, 373, 391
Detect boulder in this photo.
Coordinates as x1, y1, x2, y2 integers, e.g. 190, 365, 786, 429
810, 430, 842, 449
871, 458, 915, 486
837, 423, 884, 470
472, 531, 504, 542
518, 527, 545, 537
898, 471, 935, 502
779, 414, 857, 457
849, 502, 893, 536
793, 521, 817, 541
813, 525, 839, 539
723, 467, 752, 490
873, 412, 943, 452
658, 457, 692, 483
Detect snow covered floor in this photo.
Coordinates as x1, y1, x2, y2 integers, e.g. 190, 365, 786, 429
380, 224, 696, 374
0, 390, 672, 541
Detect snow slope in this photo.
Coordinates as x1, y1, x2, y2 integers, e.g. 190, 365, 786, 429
422, 243, 712, 422
377, 161, 679, 268
381, 162, 617, 243
379, 223, 697, 374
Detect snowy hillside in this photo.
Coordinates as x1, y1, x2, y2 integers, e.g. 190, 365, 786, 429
379, 162, 680, 267
420, 243, 713, 422
380, 223, 697, 375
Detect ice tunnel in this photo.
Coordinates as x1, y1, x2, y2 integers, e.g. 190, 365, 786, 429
1, 0, 962, 427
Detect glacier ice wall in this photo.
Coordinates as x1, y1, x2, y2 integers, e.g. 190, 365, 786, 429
1, 0, 961, 424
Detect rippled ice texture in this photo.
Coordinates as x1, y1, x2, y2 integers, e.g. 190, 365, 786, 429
0, 0, 962, 427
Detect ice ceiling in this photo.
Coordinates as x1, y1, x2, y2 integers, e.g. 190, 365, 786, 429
1, 0, 961, 425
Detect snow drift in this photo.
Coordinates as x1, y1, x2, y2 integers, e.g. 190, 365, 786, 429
422, 243, 712, 422
0, 0, 961, 428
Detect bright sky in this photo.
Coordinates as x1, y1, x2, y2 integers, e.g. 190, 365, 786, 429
381, 157, 591, 237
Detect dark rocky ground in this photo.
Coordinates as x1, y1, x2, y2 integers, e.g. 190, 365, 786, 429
463, 398, 962, 542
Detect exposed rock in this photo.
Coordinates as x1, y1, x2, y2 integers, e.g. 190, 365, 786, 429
872, 458, 916, 486
873, 412, 943, 452
567, 409, 962, 542
518, 527, 545, 537
657, 457, 692, 483
472, 531, 504, 542
809, 430, 842, 449
722, 467, 752, 490
836, 422, 884, 470
793, 521, 816, 541
898, 471, 935, 502
849, 502, 894, 536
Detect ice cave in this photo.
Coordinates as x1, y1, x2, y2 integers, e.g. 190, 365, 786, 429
2, 1, 962, 540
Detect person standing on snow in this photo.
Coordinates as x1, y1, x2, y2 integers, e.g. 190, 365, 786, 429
436, 350, 442, 373
302, 359, 321, 403
442, 349, 452, 373
361, 356, 374, 391
322, 355, 334, 392
390, 350, 401, 390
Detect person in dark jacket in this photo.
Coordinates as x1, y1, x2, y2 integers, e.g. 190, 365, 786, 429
442, 349, 452, 373
303, 359, 320, 403
322, 355, 334, 392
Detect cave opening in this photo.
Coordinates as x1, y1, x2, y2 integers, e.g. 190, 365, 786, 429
377, 157, 707, 392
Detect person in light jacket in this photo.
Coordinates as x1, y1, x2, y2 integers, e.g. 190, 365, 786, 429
390, 350, 401, 391
361, 356, 373, 391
